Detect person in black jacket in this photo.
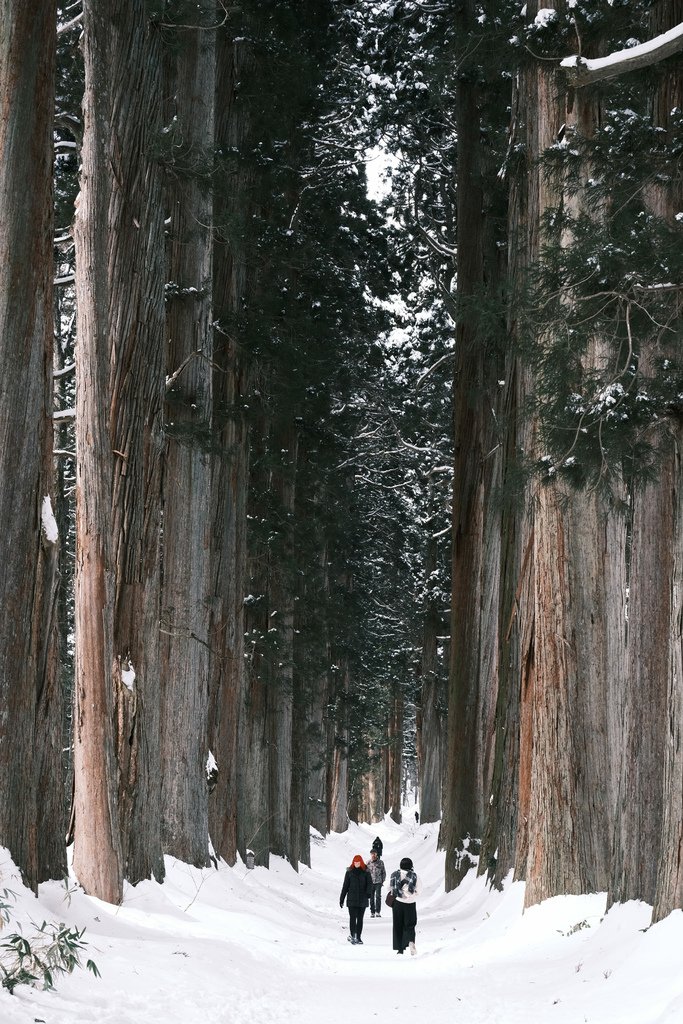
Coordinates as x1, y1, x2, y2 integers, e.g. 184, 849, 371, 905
339, 854, 372, 945
389, 856, 421, 955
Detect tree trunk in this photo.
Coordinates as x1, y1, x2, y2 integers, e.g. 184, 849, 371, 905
386, 687, 403, 824
73, 0, 122, 904
268, 420, 299, 860
160, 11, 216, 867
417, 530, 444, 824
0, 0, 63, 888
307, 543, 331, 836
524, 26, 626, 908
290, 641, 310, 869
328, 658, 350, 834
653, 422, 683, 921
207, 30, 254, 868
238, 409, 271, 865
440, 0, 503, 888
108, 2, 166, 887
631, 0, 683, 919
74, 0, 168, 899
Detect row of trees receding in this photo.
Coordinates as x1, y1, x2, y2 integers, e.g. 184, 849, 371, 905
1, 0, 682, 932
1, 0, 428, 904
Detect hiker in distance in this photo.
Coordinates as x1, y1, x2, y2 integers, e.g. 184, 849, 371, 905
389, 856, 421, 955
371, 835, 383, 857
340, 854, 372, 945
368, 848, 386, 918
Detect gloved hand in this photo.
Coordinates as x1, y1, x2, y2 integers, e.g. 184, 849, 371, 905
400, 878, 409, 888
339, 899, 344, 908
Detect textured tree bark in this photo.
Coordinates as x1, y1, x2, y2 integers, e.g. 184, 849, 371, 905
74, 0, 168, 899
290, 636, 310, 869
238, 410, 271, 865
73, 0, 122, 904
108, 1, 166, 888
207, 31, 253, 868
611, 467, 671, 907
328, 659, 350, 834
0, 0, 63, 889
527, 476, 623, 905
630, 0, 683, 919
417, 530, 444, 824
160, 12, 216, 867
306, 544, 331, 836
356, 744, 385, 826
440, 0, 503, 889
268, 420, 298, 860
479, 365, 534, 888
653, 423, 683, 921
386, 687, 403, 824
524, 16, 628, 908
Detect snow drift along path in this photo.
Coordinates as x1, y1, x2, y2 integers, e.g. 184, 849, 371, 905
1, 816, 682, 1024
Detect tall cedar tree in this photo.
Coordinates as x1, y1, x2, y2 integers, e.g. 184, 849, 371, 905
0, 0, 64, 889
73, 0, 166, 901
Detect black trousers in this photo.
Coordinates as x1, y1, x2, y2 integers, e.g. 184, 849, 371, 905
349, 906, 366, 938
392, 900, 417, 951
370, 883, 382, 915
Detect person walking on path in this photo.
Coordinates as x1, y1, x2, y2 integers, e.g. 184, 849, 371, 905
340, 854, 372, 945
371, 836, 383, 857
389, 856, 421, 955
368, 849, 386, 917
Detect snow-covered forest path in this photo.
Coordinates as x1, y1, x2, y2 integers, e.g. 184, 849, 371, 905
2, 817, 682, 1024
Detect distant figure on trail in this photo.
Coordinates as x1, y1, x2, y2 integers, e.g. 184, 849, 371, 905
368, 849, 386, 917
371, 835, 383, 857
339, 854, 372, 946
414, 810, 419, 824
389, 856, 421, 956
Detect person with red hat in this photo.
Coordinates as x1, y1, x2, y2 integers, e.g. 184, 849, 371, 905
339, 854, 372, 945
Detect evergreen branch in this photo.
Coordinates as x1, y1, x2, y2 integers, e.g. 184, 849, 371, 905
416, 352, 454, 389
561, 23, 683, 87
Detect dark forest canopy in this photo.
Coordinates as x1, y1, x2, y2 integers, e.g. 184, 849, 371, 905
0, 0, 681, 927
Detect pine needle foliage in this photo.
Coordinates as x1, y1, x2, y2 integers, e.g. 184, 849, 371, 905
521, 72, 683, 492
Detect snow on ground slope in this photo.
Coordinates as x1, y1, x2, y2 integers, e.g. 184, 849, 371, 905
1, 817, 682, 1024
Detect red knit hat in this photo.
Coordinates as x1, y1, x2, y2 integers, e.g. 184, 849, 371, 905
350, 854, 366, 869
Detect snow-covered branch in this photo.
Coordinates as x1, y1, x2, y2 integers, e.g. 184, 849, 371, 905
561, 23, 683, 87
57, 12, 83, 36
54, 408, 76, 423
54, 361, 76, 380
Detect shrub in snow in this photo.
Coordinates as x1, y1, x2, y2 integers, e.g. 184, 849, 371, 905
0, 888, 99, 994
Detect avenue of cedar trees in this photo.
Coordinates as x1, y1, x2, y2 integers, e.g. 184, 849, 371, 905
0, 0, 682, 927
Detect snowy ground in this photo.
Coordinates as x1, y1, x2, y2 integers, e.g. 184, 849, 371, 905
1, 815, 682, 1024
